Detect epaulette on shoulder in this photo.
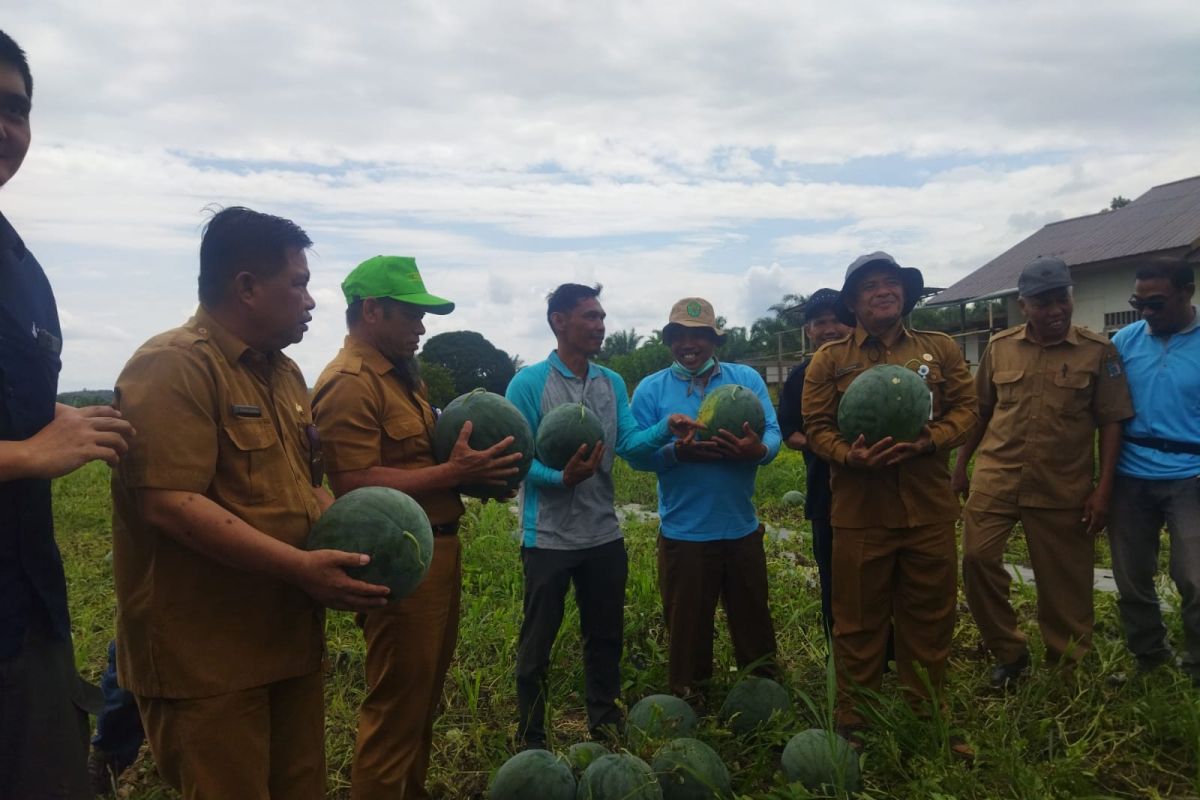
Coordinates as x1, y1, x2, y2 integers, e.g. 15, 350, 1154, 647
909, 328, 956, 343
988, 325, 1024, 343
162, 326, 207, 350
334, 353, 365, 376
1075, 327, 1113, 345
814, 335, 850, 354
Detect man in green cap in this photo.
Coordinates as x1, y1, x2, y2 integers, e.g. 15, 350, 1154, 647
312, 256, 523, 800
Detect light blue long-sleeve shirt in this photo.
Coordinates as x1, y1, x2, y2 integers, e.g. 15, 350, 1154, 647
505, 350, 672, 549
628, 361, 781, 541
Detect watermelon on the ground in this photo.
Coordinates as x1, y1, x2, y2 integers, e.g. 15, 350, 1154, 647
433, 388, 533, 498
536, 402, 606, 469
627, 694, 698, 744
837, 364, 931, 446
651, 738, 732, 799
566, 742, 610, 775
695, 384, 765, 441
782, 490, 806, 508
306, 486, 433, 603
576, 753, 662, 800
490, 748, 576, 800
718, 677, 791, 734
781, 729, 861, 793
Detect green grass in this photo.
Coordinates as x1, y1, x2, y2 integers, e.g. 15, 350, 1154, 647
56, 452, 1198, 798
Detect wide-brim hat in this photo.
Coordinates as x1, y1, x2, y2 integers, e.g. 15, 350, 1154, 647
663, 297, 726, 341
835, 251, 924, 326
801, 288, 841, 320
341, 255, 455, 315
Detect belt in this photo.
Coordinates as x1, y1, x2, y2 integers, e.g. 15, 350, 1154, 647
431, 522, 460, 537
1123, 435, 1200, 456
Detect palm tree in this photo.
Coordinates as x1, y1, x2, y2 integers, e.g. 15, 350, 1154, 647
600, 328, 643, 360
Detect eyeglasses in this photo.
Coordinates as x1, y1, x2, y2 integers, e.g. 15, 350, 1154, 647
1128, 296, 1167, 312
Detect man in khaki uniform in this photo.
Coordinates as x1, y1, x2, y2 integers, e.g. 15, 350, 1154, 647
312, 256, 521, 800
112, 207, 390, 799
954, 257, 1132, 689
803, 252, 977, 742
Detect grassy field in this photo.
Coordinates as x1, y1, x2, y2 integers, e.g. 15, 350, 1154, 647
55, 451, 1198, 799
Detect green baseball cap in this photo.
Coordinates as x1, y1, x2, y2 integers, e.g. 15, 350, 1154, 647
341, 255, 455, 314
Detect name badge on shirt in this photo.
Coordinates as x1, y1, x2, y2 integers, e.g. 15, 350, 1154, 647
232, 404, 262, 418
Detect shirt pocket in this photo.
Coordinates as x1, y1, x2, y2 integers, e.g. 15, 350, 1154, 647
1047, 371, 1092, 416
992, 370, 1024, 408
222, 419, 282, 505
381, 415, 431, 465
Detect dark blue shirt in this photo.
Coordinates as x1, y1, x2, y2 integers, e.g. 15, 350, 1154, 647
0, 210, 68, 660
777, 359, 831, 522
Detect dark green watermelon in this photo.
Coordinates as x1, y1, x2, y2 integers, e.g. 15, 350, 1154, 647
695, 384, 765, 441
651, 738, 732, 799
433, 388, 533, 498
566, 742, 610, 775
490, 748, 576, 800
782, 490, 806, 508
837, 364, 931, 445
306, 486, 433, 602
781, 729, 861, 793
718, 677, 791, 735
536, 402, 605, 470
576, 753, 662, 800
627, 695, 697, 745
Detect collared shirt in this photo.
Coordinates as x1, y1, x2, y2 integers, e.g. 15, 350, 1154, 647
1113, 311, 1200, 480
628, 360, 782, 541
972, 324, 1133, 508
112, 306, 324, 698
311, 335, 464, 526
802, 323, 978, 528
505, 350, 672, 550
0, 212, 68, 660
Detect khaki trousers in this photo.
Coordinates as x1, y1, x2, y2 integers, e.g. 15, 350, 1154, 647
352, 534, 462, 800
962, 491, 1094, 665
137, 670, 324, 800
832, 522, 957, 727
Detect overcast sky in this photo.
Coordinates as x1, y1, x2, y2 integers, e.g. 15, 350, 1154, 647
5, 1, 1199, 390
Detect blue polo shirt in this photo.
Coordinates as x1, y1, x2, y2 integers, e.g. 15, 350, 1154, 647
1112, 312, 1200, 480
0, 211, 68, 659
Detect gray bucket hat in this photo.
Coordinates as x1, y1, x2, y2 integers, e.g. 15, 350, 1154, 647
835, 251, 924, 326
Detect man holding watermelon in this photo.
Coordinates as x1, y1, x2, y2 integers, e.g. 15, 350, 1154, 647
111, 208, 391, 799
505, 283, 701, 751
628, 296, 783, 703
954, 257, 1132, 690
312, 256, 523, 799
802, 252, 977, 751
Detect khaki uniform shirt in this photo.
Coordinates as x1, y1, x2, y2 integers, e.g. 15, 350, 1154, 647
311, 336, 464, 527
112, 306, 324, 699
803, 324, 979, 529
972, 324, 1133, 508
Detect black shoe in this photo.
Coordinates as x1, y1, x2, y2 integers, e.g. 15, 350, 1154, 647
988, 652, 1030, 691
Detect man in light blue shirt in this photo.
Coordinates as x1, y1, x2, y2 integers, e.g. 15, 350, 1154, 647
1109, 255, 1200, 685
628, 297, 782, 702
505, 283, 699, 749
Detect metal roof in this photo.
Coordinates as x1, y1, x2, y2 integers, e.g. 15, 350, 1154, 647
927, 175, 1200, 306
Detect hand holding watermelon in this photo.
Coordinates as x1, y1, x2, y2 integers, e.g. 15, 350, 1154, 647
292, 549, 392, 612
561, 440, 606, 487
711, 421, 769, 462
444, 420, 524, 491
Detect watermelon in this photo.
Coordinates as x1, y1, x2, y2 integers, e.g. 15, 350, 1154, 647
695, 384, 765, 441
306, 486, 433, 602
837, 364, 931, 446
566, 742, 610, 775
627, 695, 698, 744
718, 677, 791, 735
490, 748, 576, 800
576, 753, 662, 800
781, 729, 861, 793
651, 738, 732, 800
536, 402, 606, 470
433, 388, 534, 498
782, 490, 806, 508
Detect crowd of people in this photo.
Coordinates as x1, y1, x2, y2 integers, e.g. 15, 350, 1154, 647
3, 28, 1199, 800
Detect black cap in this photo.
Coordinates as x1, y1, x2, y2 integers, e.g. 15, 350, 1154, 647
1018, 256, 1073, 298
801, 288, 841, 320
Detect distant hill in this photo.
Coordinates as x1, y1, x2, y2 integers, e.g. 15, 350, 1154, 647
57, 389, 116, 407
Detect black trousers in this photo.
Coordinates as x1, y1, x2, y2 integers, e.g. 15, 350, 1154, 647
516, 539, 627, 746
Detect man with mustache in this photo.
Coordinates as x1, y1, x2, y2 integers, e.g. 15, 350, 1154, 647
1107, 255, 1200, 686
628, 296, 783, 703
776, 288, 852, 638
311, 256, 521, 799
953, 256, 1132, 690
112, 207, 389, 798
802, 252, 977, 751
